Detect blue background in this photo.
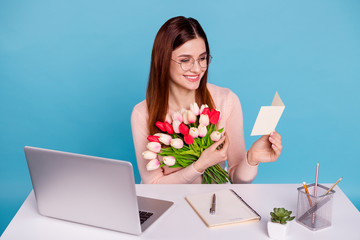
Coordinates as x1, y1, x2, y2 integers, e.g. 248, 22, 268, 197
1, 0, 359, 235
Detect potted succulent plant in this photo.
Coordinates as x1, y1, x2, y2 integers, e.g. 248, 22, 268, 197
267, 208, 295, 239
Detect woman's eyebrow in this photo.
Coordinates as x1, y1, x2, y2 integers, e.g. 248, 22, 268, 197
177, 52, 207, 58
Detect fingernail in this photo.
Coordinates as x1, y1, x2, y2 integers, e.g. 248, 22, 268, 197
272, 144, 276, 149
271, 131, 274, 136
269, 137, 274, 142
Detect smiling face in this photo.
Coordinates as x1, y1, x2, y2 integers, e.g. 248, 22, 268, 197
169, 37, 207, 92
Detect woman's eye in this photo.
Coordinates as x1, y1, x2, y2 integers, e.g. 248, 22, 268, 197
199, 57, 207, 61
180, 59, 190, 63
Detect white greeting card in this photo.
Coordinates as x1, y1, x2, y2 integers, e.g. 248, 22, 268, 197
250, 92, 285, 136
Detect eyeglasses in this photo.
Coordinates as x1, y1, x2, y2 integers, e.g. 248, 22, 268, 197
171, 55, 212, 71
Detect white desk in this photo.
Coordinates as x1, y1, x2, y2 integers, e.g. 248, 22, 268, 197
1, 184, 360, 240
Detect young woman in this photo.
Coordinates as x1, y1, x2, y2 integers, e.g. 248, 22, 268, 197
131, 16, 283, 184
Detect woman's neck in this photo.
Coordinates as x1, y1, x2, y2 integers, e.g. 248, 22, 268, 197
168, 84, 196, 113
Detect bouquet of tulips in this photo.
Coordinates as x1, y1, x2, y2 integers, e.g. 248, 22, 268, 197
142, 103, 232, 184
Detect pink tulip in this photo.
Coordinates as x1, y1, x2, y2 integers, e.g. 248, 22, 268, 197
199, 114, 209, 126
210, 131, 222, 142
198, 124, 207, 137
189, 127, 199, 138
163, 156, 176, 166
187, 110, 196, 124
209, 109, 221, 124
179, 123, 189, 135
164, 121, 174, 134
147, 135, 160, 143
159, 134, 172, 145
200, 104, 209, 114
142, 150, 157, 160
184, 134, 194, 145
172, 120, 181, 133
171, 138, 184, 149
155, 121, 166, 132
146, 142, 161, 153
172, 111, 183, 123
190, 102, 200, 116
146, 159, 160, 171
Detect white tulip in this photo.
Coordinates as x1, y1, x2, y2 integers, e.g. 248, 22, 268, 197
163, 156, 176, 166
159, 134, 172, 145
199, 114, 209, 126
171, 138, 184, 149
189, 127, 199, 138
146, 159, 161, 171
142, 150, 157, 160
182, 110, 189, 124
190, 102, 200, 116
146, 142, 161, 153
165, 113, 172, 124
210, 131, 222, 142
172, 120, 181, 134
198, 124, 207, 137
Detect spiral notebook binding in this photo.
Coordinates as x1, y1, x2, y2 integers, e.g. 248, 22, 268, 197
230, 189, 261, 220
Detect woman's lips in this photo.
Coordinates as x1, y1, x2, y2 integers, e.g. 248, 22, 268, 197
184, 74, 200, 82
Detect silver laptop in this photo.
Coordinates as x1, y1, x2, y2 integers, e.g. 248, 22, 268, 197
24, 146, 173, 235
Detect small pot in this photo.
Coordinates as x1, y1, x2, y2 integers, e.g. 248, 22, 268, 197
267, 220, 289, 239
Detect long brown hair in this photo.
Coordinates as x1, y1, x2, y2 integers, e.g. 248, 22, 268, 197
146, 16, 215, 135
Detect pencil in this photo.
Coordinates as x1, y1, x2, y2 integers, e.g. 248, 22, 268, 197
302, 182, 313, 207
324, 177, 343, 195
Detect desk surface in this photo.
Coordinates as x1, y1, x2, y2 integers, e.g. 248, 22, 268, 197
1, 184, 360, 240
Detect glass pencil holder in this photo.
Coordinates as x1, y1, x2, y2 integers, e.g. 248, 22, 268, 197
296, 183, 335, 231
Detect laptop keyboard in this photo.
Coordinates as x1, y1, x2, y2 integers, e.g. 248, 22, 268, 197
139, 211, 153, 224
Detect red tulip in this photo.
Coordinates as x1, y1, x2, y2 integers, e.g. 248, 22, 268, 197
147, 135, 160, 143
155, 121, 166, 132
179, 123, 189, 135
201, 107, 210, 115
209, 109, 221, 124
164, 121, 174, 134
184, 134, 194, 145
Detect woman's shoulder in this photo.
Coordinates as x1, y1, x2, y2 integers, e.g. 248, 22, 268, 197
132, 100, 147, 113
131, 100, 148, 122
207, 83, 239, 102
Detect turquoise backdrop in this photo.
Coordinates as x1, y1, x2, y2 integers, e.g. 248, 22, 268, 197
1, 0, 359, 235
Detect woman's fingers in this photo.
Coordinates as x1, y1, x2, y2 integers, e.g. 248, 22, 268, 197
269, 131, 282, 158
271, 143, 282, 158
269, 132, 282, 150
210, 136, 226, 150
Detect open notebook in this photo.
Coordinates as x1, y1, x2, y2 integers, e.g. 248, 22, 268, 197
185, 189, 261, 228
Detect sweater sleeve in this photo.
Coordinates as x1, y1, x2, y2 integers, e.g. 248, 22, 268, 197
130, 104, 202, 184
225, 91, 258, 183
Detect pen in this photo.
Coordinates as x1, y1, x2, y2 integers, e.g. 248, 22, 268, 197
324, 177, 343, 195
302, 182, 313, 207
210, 194, 216, 215
298, 177, 342, 221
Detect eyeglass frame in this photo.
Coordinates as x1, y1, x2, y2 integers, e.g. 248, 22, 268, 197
171, 54, 213, 71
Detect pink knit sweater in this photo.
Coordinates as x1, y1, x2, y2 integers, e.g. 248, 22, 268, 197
131, 83, 258, 184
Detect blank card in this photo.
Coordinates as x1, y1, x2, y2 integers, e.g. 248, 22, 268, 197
250, 92, 285, 136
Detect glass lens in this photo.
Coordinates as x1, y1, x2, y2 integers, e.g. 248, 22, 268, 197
199, 56, 208, 68
179, 55, 211, 71
181, 58, 194, 71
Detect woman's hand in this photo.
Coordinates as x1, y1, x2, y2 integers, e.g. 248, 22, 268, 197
247, 131, 283, 166
193, 135, 229, 173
